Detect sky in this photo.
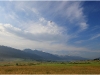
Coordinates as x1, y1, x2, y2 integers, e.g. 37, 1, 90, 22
0, 1, 100, 58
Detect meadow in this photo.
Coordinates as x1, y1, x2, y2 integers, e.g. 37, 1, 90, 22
0, 60, 100, 74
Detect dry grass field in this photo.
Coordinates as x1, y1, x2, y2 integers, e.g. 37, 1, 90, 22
0, 60, 100, 74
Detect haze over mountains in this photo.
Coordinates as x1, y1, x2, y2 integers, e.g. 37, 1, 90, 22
24, 49, 61, 60
0, 45, 88, 61
0, 46, 42, 61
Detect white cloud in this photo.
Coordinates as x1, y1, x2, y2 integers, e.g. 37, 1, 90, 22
75, 40, 85, 44
0, 1, 88, 34
79, 22, 88, 30
26, 17, 64, 35
75, 33, 100, 44
38, 1, 88, 31
0, 22, 67, 42
0, 23, 88, 53
65, 2, 83, 21
90, 34, 100, 40
65, 2, 88, 31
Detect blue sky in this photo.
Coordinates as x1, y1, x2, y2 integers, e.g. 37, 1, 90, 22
0, 1, 100, 58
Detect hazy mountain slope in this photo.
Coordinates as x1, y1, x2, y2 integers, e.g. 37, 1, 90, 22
59, 55, 88, 61
24, 49, 61, 60
24, 49, 88, 61
0, 45, 88, 61
0, 46, 42, 60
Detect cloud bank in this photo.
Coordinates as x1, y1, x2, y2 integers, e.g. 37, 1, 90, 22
0, 23, 87, 52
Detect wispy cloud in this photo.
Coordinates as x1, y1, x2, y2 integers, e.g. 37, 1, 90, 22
0, 23, 88, 52
75, 40, 86, 44
0, 1, 88, 34
26, 17, 64, 35
75, 33, 100, 44
35, 1, 88, 31
79, 22, 88, 31
90, 34, 100, 40
0, 23, 66, 42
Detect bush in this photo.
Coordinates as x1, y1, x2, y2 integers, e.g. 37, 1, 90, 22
16, 63, 18, 66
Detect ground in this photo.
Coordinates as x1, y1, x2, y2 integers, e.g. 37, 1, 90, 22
0, 60, 100, 74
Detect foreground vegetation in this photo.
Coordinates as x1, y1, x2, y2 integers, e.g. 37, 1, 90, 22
0, 60, 100, 74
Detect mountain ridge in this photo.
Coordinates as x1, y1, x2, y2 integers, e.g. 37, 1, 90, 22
24, 49, 61, 61
0, 45, 88, 61
0, 45, 42, 61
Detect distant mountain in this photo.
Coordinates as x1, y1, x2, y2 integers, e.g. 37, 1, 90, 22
93, 57, 100, 60
59, 55, 88, 61
0, 46, 42, 60
0, 45, 88, 61
24, 49, 61, 61
24, 49, 88, 61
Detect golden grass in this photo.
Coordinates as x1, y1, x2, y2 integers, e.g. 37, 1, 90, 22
0, 65, 100, 74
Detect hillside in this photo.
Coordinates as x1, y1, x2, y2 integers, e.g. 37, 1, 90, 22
24, 49, 61, 61
24, 49, 88, 61
0, 45, 88, 61
59, 55, 88, 61
0, 46, 42, 61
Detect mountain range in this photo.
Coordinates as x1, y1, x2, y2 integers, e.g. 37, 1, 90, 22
0, 45, 88, 61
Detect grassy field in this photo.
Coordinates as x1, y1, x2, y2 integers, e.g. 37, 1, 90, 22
0, 60, 100, 74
